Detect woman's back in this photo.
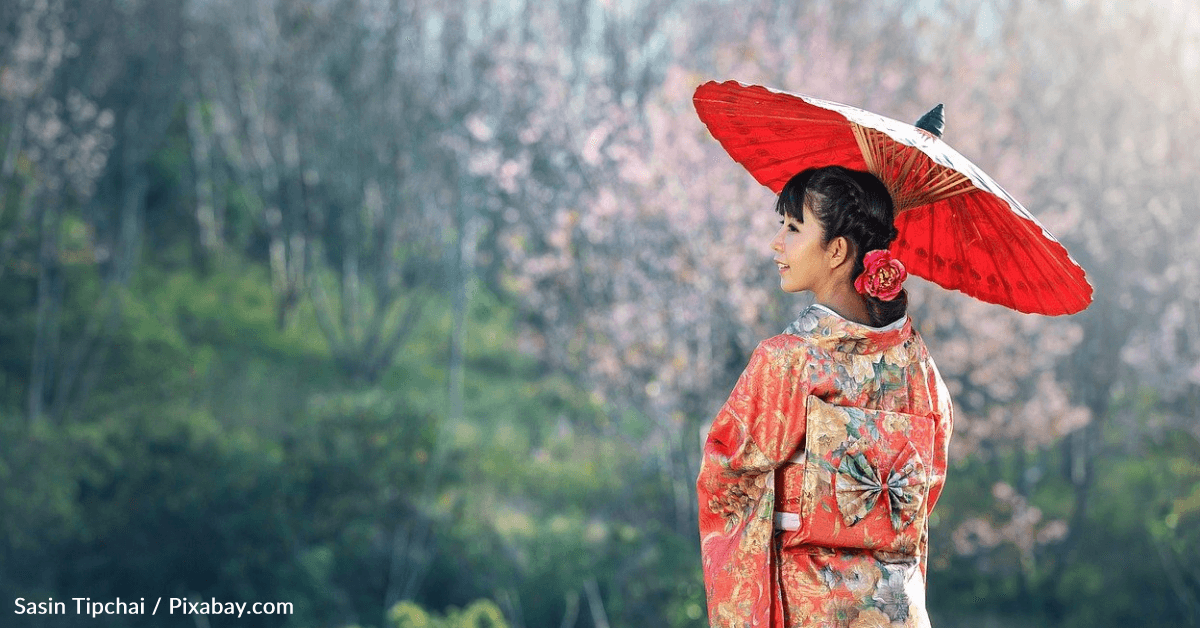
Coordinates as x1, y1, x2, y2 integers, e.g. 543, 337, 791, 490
776, 305, 951, 627
698, 305, 953, 628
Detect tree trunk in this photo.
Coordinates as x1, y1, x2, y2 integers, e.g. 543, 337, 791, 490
28, 195, 59, 425
185, 97, 222, 257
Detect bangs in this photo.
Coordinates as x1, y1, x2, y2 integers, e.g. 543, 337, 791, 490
774, 169, 816, 222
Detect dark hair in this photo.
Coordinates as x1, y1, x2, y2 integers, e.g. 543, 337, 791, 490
774, 165, 907, 327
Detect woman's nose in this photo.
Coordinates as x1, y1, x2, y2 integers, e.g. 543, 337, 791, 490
770, 227, 784, 252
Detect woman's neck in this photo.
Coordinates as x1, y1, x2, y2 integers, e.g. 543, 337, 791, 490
814, 288, 871, 326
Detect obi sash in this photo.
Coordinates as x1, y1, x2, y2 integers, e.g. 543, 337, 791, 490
774, 395, 937, 555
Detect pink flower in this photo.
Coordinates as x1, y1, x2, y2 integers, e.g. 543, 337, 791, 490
854, 250, 907, 301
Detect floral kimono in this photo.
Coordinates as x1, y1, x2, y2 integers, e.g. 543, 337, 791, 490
698, 304, 953, 628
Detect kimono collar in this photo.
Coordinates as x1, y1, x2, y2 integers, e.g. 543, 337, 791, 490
783, 304, 913, 354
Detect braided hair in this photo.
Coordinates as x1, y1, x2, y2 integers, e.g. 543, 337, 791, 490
774, 165, 907, 327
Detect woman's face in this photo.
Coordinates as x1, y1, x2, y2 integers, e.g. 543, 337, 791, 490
771, 200, 829, 294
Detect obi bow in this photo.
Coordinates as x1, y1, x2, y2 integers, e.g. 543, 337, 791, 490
834, 441, 927, 531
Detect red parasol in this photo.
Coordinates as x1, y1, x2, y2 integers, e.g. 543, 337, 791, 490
693, 80, 1093, 316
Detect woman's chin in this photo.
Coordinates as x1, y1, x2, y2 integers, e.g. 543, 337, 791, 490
778, 282, 803, 294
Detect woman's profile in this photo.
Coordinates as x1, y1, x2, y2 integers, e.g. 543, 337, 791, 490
697, 165, 954, 628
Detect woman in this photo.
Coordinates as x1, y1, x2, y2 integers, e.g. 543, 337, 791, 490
697, 165, 954, 628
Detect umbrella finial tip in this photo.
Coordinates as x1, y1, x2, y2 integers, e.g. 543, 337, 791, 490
915, 104, 945, 138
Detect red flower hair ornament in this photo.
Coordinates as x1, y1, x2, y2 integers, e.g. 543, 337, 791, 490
854, 250, 908, 301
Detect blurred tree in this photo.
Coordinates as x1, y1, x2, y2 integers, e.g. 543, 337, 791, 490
186, 0, 448, 378
0, 0, 186, 424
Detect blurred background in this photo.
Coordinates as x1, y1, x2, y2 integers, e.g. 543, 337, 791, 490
2, 0, 1198, 626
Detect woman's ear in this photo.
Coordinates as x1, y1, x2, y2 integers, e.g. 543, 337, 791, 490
827, 236, 852, 269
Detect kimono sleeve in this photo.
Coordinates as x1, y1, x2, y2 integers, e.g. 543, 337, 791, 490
700, 339, 811, 476
696, 338, 810, 627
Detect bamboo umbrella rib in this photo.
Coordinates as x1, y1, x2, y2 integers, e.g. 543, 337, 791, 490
924, 172, 971, 197
852, 125, 974, 213
852, 124, 877, 173
892, 139, 922, 185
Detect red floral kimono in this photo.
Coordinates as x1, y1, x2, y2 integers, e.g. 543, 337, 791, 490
698, 305, 953, 628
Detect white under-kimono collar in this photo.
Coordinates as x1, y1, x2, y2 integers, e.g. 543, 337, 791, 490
809, 303, 909, 332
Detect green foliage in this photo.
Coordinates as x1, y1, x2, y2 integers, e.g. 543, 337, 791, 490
385, 599, 508, 628
928, 404, 1200, 628
0, 217, 713, 627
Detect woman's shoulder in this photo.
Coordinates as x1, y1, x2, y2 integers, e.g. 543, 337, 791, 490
759, 331, 810, 350
755, 331, 821, 357
742, 333, 822, 377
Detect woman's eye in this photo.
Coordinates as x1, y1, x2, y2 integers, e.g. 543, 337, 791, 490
787, 223, 799, 232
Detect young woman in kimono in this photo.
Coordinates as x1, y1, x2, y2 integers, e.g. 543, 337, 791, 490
697, 165, 954, 628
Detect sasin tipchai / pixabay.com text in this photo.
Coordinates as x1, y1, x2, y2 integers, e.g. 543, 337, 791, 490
14, 596, 294, 619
